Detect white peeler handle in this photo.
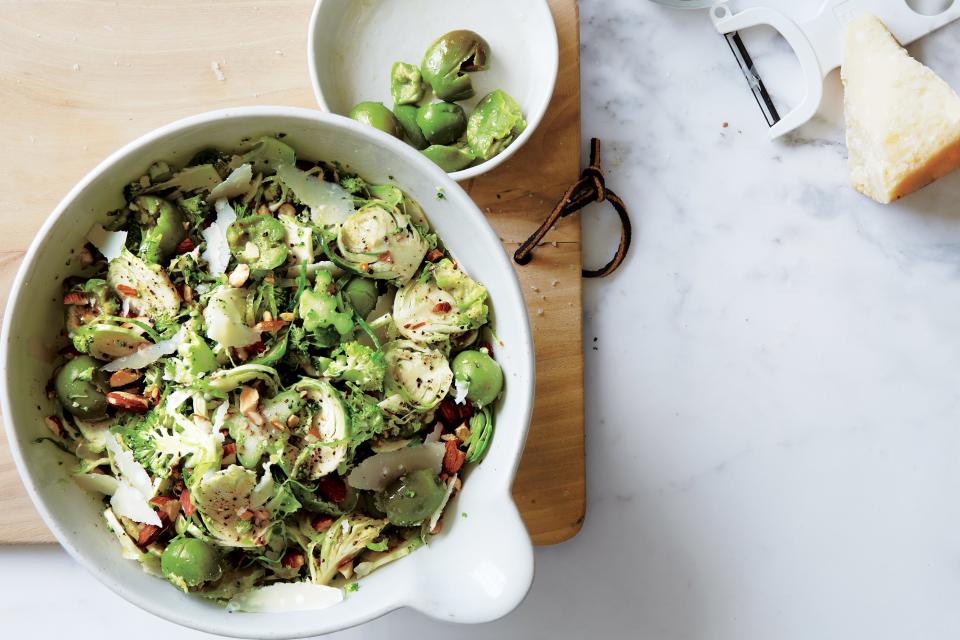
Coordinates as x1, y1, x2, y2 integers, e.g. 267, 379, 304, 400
711, 0, 960, 139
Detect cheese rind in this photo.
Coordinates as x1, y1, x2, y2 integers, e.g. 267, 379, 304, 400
841, 14, 960, 203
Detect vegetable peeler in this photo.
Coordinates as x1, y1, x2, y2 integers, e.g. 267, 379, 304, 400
710, 0, 960, 138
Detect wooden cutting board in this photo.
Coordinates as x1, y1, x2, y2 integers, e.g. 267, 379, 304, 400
0, 0, 583, 546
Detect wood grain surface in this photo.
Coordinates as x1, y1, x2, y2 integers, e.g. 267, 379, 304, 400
0, 0, 583, 546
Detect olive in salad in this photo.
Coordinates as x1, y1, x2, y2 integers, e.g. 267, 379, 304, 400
43, 136, 503, 612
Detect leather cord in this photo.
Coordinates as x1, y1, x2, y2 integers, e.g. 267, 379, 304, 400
513, 138, 632, 278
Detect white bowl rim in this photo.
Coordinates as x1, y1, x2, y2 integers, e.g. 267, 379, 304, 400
306, 0, 560, 181
0, 105, 536, 638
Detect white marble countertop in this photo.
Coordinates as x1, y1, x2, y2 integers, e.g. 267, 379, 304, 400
7, 1, 960, 637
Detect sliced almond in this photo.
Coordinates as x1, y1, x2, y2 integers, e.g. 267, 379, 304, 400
454, 424, 471, 443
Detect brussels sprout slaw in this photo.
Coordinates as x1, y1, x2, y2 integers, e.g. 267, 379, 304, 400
44, 136, 503, 611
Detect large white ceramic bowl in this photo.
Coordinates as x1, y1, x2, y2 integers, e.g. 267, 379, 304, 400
0, 107, 534, 638
307, 0, 559, 181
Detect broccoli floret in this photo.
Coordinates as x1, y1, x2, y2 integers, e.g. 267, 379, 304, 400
298, 270, 353, 335
113, 396, 222, 479
341, 385, 386, 458
323, 342, 385, 391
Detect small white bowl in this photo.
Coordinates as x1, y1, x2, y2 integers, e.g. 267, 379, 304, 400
0, 107, 534, 638
307, 0, 559, 181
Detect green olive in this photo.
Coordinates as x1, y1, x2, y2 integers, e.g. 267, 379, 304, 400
135, 196, 184, 264
54, 355, 110, 419
466, 89, 527, 162
393, 104, 429, 150
451, 349, 503, 407
161, 537, 223, 588
226, 215, 288, 270
349, 102, 402, 138
416, 102, 467, 146
342, 277, 379, 318
375, 469, 447, 526
390, 61, 425, 106
421, 30, 489, 101
421, 145, 476, 172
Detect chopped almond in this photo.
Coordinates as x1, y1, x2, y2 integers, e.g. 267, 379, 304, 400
106, 391, 149, 413
454, 424, 471, 443
44, 415, 64, 437
180, 490, 196, 516
442, 439, 465, 475
282, 551, 305, 570
109, 369, 141, 388
239, 385, 259, 414
432, 301, 452, 314
115, 284, 139, 297
278, 203, 297, 217
228, 263, 251, 288
253, 319, 286, 333
62, 292, 88, 306
175, 238, 195, 254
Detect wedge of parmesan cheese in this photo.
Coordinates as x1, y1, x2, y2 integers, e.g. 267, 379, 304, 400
842, 14, 960, 203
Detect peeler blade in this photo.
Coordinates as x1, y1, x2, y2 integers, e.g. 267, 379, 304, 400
724, 31, 781, 128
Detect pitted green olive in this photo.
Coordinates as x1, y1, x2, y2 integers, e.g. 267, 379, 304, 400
348, 102, 402, 138
375, 468, 447, 526
466, 89, 527, 162
161, 537, 223, 588
393, 104, 429, 150
421, 30, 489, 101
421, 145, 476, 172
342, 277, 379, 318
390, 61, 425, 105
135, 195, 184, 264
416, 102, 467, 146
226, 216, 288, 270
54, 355, 110, 419
451, 349, 503, 407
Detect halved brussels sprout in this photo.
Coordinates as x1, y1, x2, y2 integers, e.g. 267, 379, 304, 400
72, 323, 150, 361
134, 196, 185, 264
380, 340, 453, 415
390, 61, 425, 105
228, 389, 299, 468
334, 204, 428, 283
107, 248, 181, 318
393, 258, 488, 344
420, 30, 489, 101
227, 216, 288, 270
286, 379, 348, 481
466, 89, 527, 162
207, 363, 280, 394
191, 464, 271, 548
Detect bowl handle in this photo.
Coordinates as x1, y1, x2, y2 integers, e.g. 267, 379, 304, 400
405, 499, 535, 624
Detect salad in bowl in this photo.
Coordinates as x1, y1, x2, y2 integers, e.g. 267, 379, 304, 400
42, 134, 506, 611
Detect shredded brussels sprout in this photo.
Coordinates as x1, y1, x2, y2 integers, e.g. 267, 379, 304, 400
44, 137, 501, 610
